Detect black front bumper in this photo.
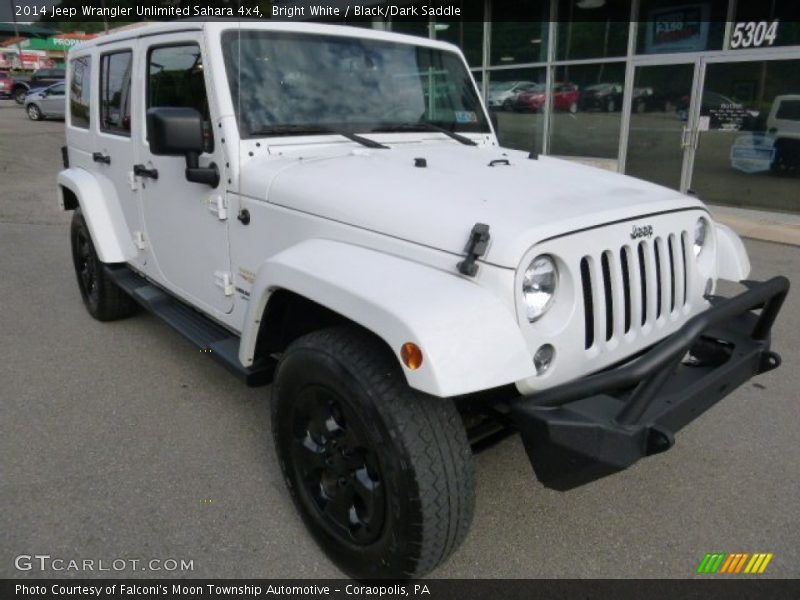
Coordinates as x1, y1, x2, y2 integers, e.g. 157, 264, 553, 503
510, 276, 790, 490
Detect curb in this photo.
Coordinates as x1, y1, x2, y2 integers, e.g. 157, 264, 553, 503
709, 206, 800, 247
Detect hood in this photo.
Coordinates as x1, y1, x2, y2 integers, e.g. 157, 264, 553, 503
239, 141, 704, 269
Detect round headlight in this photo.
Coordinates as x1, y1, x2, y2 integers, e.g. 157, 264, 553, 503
693, 217, 708, 257
522, 255, 558, 322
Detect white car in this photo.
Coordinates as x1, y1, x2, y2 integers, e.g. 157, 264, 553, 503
487, 80, 538, 110
767, 94, 800, 173
58, 22, 789, 579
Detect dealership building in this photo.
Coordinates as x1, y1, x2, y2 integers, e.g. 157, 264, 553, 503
343, 0, 800, 213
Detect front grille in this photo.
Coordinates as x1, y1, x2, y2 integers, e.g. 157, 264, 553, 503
580, 232, 689, 350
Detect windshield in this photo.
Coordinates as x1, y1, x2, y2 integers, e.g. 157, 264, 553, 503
221, 30, 489, 138
776, 100, 800, 121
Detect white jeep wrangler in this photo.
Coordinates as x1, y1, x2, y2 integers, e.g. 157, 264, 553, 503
58, 22, 789, 579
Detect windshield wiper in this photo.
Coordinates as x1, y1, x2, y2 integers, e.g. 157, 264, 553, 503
249, 124, 389, 149
371, 122, 478, 146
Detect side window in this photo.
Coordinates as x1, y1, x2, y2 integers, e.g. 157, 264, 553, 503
148, 44, 213, 152
69, 56, 91, 129
49, 83, 65, 96
100, 51, 133, 136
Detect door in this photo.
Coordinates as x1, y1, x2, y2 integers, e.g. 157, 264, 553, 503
41, 82, 65, 117
137, 37, 233, 314
94, 45, 145, 269
690, 56, 800, 213
624, 62, 698, 191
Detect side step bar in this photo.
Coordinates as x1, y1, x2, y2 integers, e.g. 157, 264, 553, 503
105, 265, 274, 386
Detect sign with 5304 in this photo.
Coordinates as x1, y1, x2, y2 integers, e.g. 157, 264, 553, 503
730, 21, 780, 49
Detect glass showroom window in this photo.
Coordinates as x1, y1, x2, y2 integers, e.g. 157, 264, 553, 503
434, 0, 484, 66
548, 62, 626, 159
486, 67, 547, 154
691, 59, 800, 213
625, 63, 695, 190
637, 0, 727, 54
490, 0, 550, 66
556, 0, 631, 61
391, 21, 431, 39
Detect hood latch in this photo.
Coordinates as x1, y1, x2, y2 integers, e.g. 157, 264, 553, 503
457, 223, 491, 277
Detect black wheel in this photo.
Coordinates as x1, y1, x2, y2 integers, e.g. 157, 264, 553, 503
606, 98, 616, 112
26, 104, 42, 121
13, 87, 27, 104
272, 326, 475, 579
70, 209, 137, 321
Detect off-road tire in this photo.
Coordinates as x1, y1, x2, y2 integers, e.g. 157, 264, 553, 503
271, 326, 475, 579
70, 209, 137, 321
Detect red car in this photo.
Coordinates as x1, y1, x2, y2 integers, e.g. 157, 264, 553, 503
0, 71, 12, 99
512, 82, 580, 114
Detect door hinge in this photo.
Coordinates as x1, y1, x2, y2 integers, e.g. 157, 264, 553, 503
214, 271, 234, 296
134, 231, 146, 250
207, 194, 227, 220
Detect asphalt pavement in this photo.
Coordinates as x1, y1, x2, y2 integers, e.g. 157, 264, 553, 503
1, 100, 799, 578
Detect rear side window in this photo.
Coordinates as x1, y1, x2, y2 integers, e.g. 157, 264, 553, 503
148, 43, 213, 152
776, 100, 800, 121
100, 51, 133, 136
69, 56, 91, 129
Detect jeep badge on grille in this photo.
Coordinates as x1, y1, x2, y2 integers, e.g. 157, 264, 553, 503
630, 224, 654, 239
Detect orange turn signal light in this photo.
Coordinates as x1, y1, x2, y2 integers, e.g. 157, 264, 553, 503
400, 342, 423, 370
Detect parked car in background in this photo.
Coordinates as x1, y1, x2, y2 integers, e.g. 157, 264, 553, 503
632, 86, 671, 114
10, 68, 66, 104
0, 70, 12, 98
513, 82, 579, 113
580, 82, 623, 112
768, 94, 800, 174
488, 80, 537, 111
25, 81, 66, 121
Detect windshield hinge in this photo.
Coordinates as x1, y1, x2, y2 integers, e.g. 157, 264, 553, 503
457, 223, 491, 277
214, 271, 234, 296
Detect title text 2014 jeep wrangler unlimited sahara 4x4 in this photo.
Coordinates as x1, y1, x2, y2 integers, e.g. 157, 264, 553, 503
58, 22, 788, 579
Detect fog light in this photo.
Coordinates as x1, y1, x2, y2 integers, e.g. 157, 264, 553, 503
400, 342, 423, 370
533, 344, 555, 375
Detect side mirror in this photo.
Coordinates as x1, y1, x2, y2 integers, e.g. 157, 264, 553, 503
146, 106, 219, 187
147, 106, 204, 156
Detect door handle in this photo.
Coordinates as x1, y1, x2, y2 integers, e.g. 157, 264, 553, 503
133, 164, 159, 179
92, 152, 111, 165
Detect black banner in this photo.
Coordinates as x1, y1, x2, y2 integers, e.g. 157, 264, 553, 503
3, 579, 800, 600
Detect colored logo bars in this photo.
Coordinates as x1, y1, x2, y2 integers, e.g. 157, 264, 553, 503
697, 553, 774, 574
